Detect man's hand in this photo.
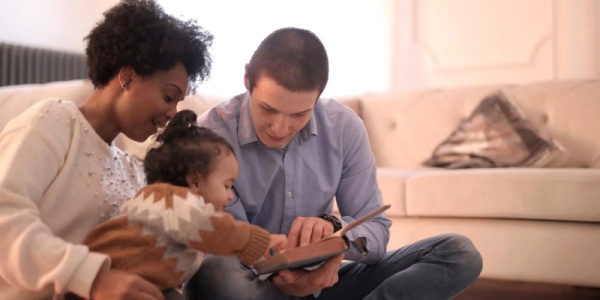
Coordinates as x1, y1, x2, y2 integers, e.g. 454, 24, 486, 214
271, 216, 341, 296
90, 270, 164, 300
270, 254, 343, 297
286, 216, 334, 250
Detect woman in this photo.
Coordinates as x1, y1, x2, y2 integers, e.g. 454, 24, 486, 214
0, 1, 213, 299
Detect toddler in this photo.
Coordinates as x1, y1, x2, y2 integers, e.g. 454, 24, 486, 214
65, 109, 285, 299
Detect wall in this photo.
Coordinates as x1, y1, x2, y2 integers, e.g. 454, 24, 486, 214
0, 0, 393, 97
392, 0, 599, 90
0, 0, 118, 53
0, 0, 598, 93
157, 0, 394, 98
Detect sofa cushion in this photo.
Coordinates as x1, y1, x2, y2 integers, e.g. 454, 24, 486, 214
424, 91, 565, 168
375, 168, 431, 218
404, 168, 600, 222
0, 80, 93, 131
360, 79, 600, 169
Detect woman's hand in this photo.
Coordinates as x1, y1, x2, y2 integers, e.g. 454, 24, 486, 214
90, 270, 164, 300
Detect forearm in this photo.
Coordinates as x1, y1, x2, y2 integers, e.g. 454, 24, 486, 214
337, 112, 391, 262
341, 215, 391, 262
0, 134, 108, 297
0, 190, 109, 297
102, 184, 270, 266
337, 182, 391, 262
190, 214, 270, 266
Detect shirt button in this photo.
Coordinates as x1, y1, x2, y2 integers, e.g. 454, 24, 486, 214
287, 192, 293, 197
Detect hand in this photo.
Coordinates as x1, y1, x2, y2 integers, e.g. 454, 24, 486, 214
265, 234, 288, 258
286, 217, 334, 250
90, 269, 164, 300
270, 253, 343, 297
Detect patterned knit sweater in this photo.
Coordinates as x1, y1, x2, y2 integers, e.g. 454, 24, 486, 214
83, 183, 270, 291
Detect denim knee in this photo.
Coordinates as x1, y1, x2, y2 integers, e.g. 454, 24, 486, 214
184, 256, 285, 300
184, 256, 240, 300
447, 233, 483, 284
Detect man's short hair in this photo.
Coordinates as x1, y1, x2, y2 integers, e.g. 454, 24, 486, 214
247, 27, 329, 96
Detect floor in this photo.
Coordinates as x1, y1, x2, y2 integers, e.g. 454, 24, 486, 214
455, 278, 600, 300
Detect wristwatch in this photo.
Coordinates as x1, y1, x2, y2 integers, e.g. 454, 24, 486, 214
318, 214, 342, 232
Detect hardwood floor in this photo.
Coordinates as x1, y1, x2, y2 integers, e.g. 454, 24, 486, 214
454, 278, 600, 300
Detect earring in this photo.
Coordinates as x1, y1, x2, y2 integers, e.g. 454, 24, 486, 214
121, 80, 131, 89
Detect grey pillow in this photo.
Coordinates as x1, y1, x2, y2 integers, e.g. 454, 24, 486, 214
424, 91, 564, 169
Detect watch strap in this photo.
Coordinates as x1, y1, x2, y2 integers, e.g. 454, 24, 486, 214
318, 214, 342, 232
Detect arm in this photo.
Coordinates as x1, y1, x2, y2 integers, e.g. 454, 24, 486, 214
0, 118, 107, 297
105, 184, 272, 266
271, 111, 388, 296
285, 112, 390, 262
334, 112, 391, 262
190, 213, 271, 266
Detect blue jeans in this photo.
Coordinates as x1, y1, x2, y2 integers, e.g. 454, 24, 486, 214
184, 233, 483, 300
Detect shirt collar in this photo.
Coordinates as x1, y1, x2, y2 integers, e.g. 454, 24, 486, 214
238, 93, 259, 146
237, 92, 319, 147
302, 108, 318, 139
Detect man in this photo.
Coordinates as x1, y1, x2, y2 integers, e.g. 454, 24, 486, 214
186, 27, 482, 299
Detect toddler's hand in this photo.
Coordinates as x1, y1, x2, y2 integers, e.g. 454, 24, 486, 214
266, 234, 287, 258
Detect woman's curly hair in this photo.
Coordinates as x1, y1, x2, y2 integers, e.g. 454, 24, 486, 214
84, 0, 213, 92
144, 110, 235, 187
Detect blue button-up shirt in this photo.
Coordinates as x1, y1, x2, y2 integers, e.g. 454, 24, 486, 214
198, 93, 391, 262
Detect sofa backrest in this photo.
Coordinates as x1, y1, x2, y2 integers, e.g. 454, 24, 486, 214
359, 79, 600, 169
0, 80, 95, 131
4, 79, 598, 169
0, 79, 225, 159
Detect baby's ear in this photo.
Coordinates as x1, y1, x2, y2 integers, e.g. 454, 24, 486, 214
186, 173, 200, 191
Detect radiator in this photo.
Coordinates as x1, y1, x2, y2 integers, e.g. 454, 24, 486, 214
0, 43, 87, 87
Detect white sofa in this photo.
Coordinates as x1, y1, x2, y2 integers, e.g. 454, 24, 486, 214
355, 79, 600, 288
1, 79, 598, 289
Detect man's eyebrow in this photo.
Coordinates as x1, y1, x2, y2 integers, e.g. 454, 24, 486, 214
258, 101, 274, 109
295, 108, 312, 114
260, 101, 312, 114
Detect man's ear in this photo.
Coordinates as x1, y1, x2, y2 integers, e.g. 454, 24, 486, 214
244, 64, 251, 91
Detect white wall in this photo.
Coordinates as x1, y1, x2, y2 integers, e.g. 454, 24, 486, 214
0, 0, 393, 98
157, 0, 394, 98
0, 0, 118, 53
392, 0, 599, 90
1, 0, 598, 95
